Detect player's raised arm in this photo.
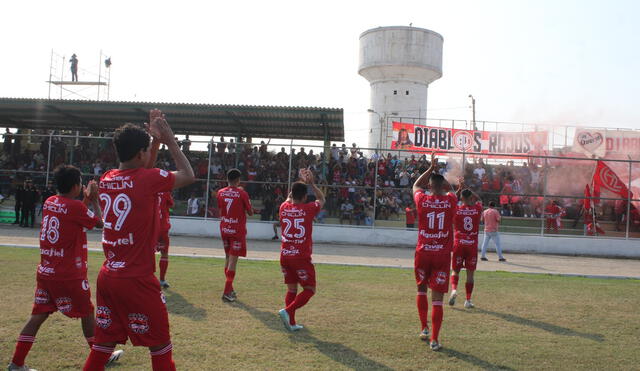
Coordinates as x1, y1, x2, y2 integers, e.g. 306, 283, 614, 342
84, 180, 104, 228
144, 109, 163, 169
413, 152, 437, 194
152, 115, 195, 189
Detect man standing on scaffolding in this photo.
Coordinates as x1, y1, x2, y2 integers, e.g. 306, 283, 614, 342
70, 54, 79, 82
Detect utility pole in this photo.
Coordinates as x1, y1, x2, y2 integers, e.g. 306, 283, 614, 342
468, 94, 477, 130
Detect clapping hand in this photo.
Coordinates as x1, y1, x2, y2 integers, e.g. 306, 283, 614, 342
84, 180, 99, 202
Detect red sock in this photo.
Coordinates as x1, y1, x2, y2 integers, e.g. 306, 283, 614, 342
431, 301, 444, 343
83, 345, 115, 371
416, 292, 428, 331
159, 257, 169, 281
465, 282, 474, 300
85, 336, 95, 349
150, 344, 176, 371
451, 274, 459, 291
285, 290, 297, 306
224, 270, 236, 295
11, 335, 35, 366
285, 289, 314, 325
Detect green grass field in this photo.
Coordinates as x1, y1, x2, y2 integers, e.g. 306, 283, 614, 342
1, 247, 639, 370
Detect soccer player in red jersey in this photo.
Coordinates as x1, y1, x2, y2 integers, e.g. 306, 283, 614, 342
82, 114, 195, 371
8, 166, 123, 371
412, 152, 457, 351
278, 169, 325, 331
217, 168, 253, 302
157, 191, 174, 288
449, 184, 483, 309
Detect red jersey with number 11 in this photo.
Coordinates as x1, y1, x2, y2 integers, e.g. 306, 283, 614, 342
217, 186, 252, 237
279, 201, 321, 259
414, 190, 457, 255
99, 167, 175, 278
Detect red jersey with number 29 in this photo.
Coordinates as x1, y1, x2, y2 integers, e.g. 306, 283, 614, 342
454, 202, 483, 245
414, 190, 457, 255
99, 167, 175, 278
217, 186, 252, 237
279, 201, 321, 259
38, 195, 100, 280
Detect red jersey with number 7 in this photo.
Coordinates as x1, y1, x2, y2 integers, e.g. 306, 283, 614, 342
279, 201, 321, 259
453, 202, 483, 246
217, 186, 252, 237
99, 167, 175, 278
414, 190, 457, 255
38, 195, 100, 280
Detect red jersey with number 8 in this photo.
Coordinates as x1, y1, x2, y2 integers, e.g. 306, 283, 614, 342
279, 201, 321, 259
38, 195, 100, 280
99, 167, 175, 278
414, 191, 457, 255
217, 186, 252, 237
454, 202, 483, 246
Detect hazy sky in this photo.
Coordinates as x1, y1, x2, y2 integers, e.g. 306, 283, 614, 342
1, 0, 639, 145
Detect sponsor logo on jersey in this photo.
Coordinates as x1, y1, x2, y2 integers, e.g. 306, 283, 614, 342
128, 313, 150, 334
159, 169, 169, 177
281, 247, 301, 256
221, 217, 240, 224
421, 199, 452, 209
43, 200, 68, 214
422, 243, 445, 251
222, 227, 238, 234
281, 209, 307, 218
102, 233, 135, 247
419, 230, 450, 239
40, 247, 64, 257
219, 189, 241, 197
55, 297, 73, 313
106, 261, 126, 270
100, 178, 134, 190
35, 289, 50, 304
96, 306, 112, 329
37, 265, 55, 275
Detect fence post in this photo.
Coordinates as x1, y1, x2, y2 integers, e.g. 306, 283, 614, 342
45, 132, 53, 186
287, 139, 293, 193
626, 157, 632, 239
204, 139, 213, 221
540, 157, 548, 237
372, 148, 380, 230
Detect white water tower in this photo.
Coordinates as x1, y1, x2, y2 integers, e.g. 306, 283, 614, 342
358, 26, 443, 150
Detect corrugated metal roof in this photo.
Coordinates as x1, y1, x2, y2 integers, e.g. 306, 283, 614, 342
0, 97, 344, 141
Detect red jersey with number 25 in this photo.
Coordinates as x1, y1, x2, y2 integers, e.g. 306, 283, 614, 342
217, 186, 252, 237
454, 202, 483, 246
99, 167, 175, 278
279, 201, 321, 259
414, 190, 457, 255
158, 192, 174, 231
38, 195, 100, 280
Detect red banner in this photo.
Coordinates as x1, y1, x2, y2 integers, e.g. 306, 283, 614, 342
592, 161, 631, 199
391, 122, 548, 157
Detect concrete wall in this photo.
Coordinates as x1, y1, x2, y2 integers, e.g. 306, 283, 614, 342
170, 217, 640, 259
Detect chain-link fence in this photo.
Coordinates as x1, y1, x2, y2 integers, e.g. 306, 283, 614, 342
1, 131, 638, 239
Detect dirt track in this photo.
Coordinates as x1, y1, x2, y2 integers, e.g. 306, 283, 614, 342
1, 225, 638, 279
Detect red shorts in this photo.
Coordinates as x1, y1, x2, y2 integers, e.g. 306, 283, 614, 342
156, 229, 170, 252
222, 234, 247, 257
32, 278, 94, 318
94, 272, 170, 347
280, 257, 316, 287
452, 242, 478, 272
414, 251, 451, 293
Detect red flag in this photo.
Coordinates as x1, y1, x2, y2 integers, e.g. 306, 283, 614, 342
592, 161, 630, 199
583, 184, 591, 210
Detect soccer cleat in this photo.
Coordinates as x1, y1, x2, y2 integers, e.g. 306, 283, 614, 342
430, 341, 442, 351
159, 280, 170, 289
107, 349, 124, 365
230, 290, 237, 299
464, 300, 475, 309
448, 290, 457, 306
278, 309, 293, 331
271, 236, 279, 240
222, 293, 236, 302
499, 258, 507, 262
7, 363, 37, 371
419, 328, 430, 341
291, 324, 304, 331
480, 257, 488, 261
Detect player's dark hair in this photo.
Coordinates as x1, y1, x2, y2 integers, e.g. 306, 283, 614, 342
461, 189, 472, 199
489, 201, 496, 207
430, 173, 445, 186
54, 165, 81, 194
227, 169, 241, 182
291, 182, 308, 201
113, 123, 150, 162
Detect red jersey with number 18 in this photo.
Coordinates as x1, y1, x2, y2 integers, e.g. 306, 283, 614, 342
99, 167, 175, 278
414, 190, 457, 255
38, 195, 100, 280
454, 202, 483, 246
217, 186, 252, 237
279, 201, 321, 259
